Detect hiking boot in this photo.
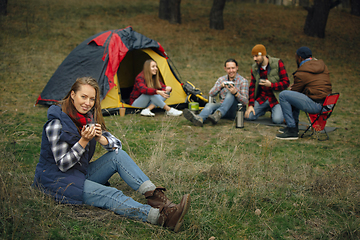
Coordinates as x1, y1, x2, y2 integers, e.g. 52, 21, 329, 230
208, 110, 222, 125
167, 108, 183, 116
140, 108, 155, 117
276, 127, 299, 140
183, 109, 203, 127
158, 194, 191, 233
145, 187, 176, 209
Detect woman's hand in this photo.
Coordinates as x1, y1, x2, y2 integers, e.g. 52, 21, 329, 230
93, 124, 109, 145
156, 90, 170, 99
94, 124, 102, 139
78, 125, 96, 148
81, 125, 96, 141
165, 86, 172, 93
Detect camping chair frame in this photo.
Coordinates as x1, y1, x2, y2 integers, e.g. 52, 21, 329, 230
300, 93, 340, 141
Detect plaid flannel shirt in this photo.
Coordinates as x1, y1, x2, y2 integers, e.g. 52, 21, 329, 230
249, 59, 289, 108
129, 71, 166, 105
208, 73, 249, 105
46, 119, 122, 172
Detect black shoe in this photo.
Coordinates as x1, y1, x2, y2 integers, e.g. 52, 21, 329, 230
208, 111, 222, 125
278, 125, 299, 134
278, 127, 287, 133
183, 109, 203, 127
276, 127, 299, 140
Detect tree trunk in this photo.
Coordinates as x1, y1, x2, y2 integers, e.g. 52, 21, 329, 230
210, 0, 226, 30
0, 0, 7, 16
159, 0, 181, 24
351, 0, 360, 16
303, 0, 340, 38
341, 0, 351, 8
169, 0, 181, 24
299, 0, 309, 7
269, 0, 283, 5
159, 0, 170, 20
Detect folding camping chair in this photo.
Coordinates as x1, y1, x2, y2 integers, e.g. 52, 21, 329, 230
300, 93, 340, 141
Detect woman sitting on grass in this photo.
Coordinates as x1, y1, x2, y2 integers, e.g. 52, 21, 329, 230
32, 77, 190, 232
129, 59, 183, 117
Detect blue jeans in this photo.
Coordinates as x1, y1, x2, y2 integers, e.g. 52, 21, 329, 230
132, 94, 166, 109
82, 150, 155, 222
279, 90, 323, 128
199, 92, 238, 121
245, 99, 284, 124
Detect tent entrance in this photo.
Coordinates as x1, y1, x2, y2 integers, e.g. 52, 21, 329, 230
117, 49, 152, 104
101, 48, 186, 111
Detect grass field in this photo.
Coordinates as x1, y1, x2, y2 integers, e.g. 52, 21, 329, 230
1, 0, 360, 239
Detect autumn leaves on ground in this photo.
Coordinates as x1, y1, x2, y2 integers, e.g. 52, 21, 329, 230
1, 0, 360, 239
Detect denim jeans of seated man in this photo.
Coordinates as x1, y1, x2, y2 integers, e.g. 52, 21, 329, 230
82, 150, 157, 223
279, 90, 323, 128
245, 99, 284, 124
199, 92, 239, 121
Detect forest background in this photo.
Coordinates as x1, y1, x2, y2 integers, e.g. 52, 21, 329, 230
1, 0, 360, 239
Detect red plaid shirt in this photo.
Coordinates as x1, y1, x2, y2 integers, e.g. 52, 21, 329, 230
249, 59, 289, 108
129, 71, 166, 105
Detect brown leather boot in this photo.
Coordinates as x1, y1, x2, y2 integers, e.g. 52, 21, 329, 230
144, 187, 176, 209
158, 194, 191, 233
208, 110, 222, 124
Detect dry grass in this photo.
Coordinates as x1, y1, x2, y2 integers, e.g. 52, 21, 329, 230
1, 0, 360, 239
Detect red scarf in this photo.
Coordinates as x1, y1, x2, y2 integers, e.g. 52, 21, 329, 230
70, 111, 94, 130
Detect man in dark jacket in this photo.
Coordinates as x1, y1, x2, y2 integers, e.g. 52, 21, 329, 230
276, 47, 332, 140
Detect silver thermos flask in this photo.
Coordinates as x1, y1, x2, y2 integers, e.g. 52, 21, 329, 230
208, 96, 214, 103
236, 103, 244, 128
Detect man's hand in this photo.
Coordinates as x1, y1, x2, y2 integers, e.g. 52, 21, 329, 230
289, 83, 294, 90
224, 84, 238, 95
245, 105, 255, 119
222, 82, 237, 95
259, 79, 271, 87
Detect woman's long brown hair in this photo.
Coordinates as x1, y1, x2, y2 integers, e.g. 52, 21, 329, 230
143, 59, 162, 89
60, 77, 107, 132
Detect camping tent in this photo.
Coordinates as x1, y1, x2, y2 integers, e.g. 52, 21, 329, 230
36, 26, 187, 114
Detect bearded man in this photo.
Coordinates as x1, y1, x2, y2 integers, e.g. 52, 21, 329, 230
245, 44, 290, 124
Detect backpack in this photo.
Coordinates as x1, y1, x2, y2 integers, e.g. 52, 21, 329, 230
182, 81, 209, 108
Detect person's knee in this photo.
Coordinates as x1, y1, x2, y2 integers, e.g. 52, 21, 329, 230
115, 149, 128, 157
204, 103, 215, 110
112, 149, 130, 163
272, 115, 284, 124
271, 106, 284, 124
279, 90, 291, 101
